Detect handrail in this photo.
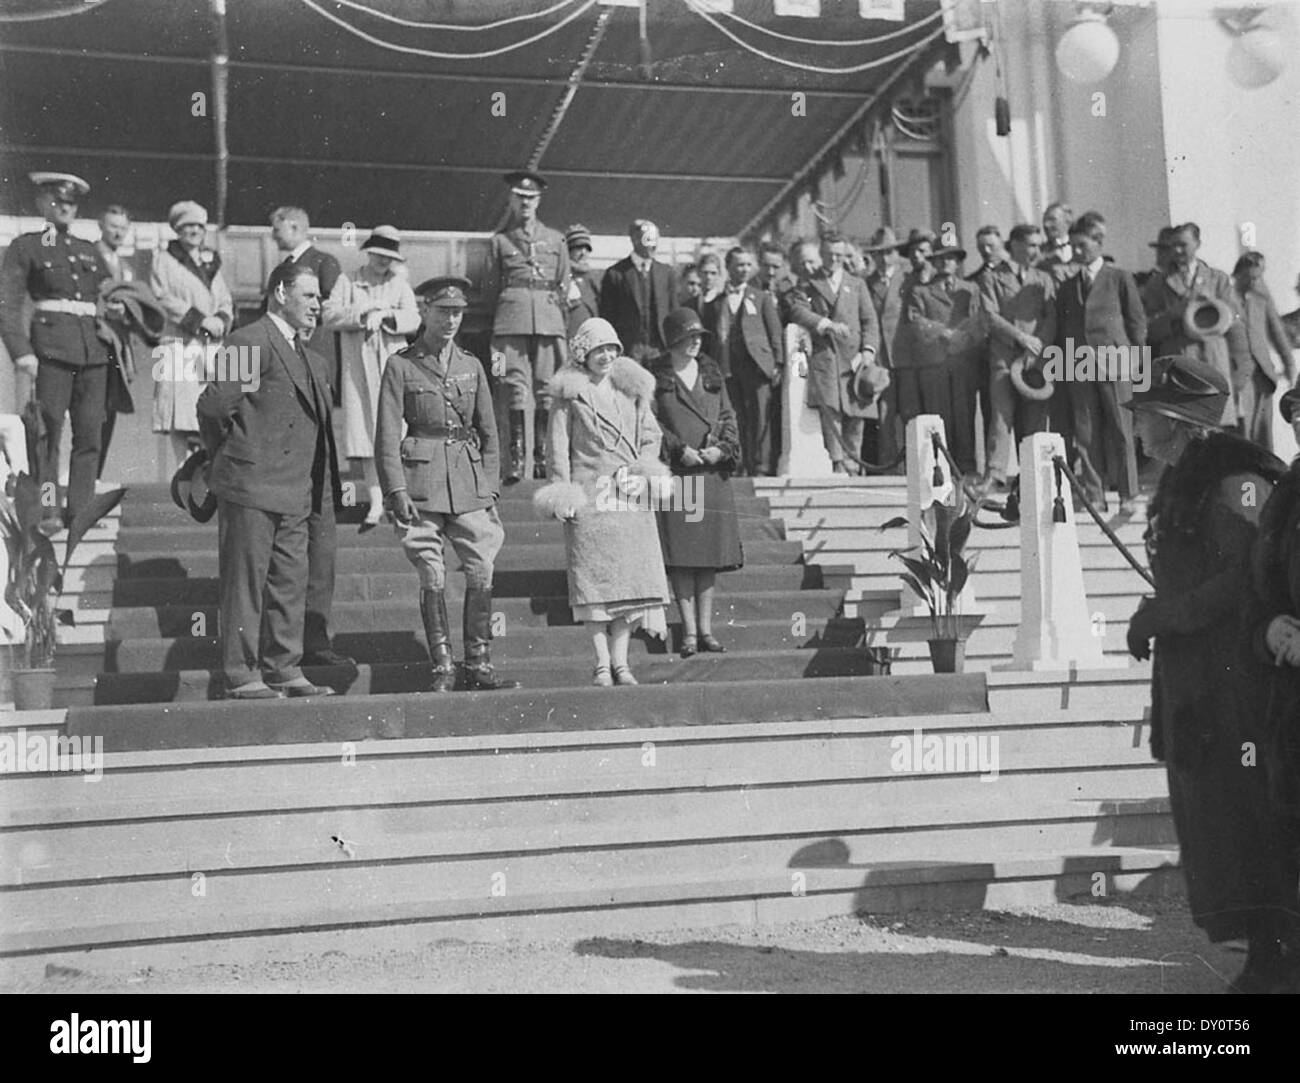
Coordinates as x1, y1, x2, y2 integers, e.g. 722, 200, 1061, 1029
1051, 454, 1156, 589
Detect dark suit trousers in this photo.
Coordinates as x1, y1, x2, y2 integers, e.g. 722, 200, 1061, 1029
1069, 380, 1138, 502
895, 364, 978, 475
304, 495, 338, 655
1237, 369, 1276, 450
35, 359, 106, 522
218, 499, 311, 687
726, 358, 772, 476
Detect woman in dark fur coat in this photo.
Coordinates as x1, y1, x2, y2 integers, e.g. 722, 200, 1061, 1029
651, 309, 744, 656
1125, 355, 1298, 993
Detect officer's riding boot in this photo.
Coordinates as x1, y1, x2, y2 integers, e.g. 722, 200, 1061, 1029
419, 589, 457, 693
533, 408, 549, 480
462, 586, 519, 691
506, 410, 527, 485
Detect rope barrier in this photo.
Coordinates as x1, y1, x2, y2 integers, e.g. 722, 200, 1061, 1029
927, 430, 1018, 530
1052, 454, 1156, 589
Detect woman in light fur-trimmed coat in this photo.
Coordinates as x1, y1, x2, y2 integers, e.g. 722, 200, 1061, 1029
534, 317, 671, 686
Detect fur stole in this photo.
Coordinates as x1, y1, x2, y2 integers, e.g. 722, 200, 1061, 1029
548, 356, 656, 405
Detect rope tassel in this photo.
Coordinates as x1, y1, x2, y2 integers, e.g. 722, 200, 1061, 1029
1052, 460, 1067, 523
931, 432, 944, 488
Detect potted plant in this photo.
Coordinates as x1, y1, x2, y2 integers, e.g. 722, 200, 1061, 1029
880, 484, 984, 675
1, 471, 125, 710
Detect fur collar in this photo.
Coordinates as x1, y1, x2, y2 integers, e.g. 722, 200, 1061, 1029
549, 356, 655, 403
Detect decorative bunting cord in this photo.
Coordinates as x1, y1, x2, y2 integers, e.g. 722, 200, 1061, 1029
323, 0, 582, 33
0, 0, 115, 22
708, 3, 942, 48
682, 0, 947, 76
298, 0, 600, 61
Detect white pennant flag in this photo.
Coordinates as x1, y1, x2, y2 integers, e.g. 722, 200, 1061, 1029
860, 0, 906, 20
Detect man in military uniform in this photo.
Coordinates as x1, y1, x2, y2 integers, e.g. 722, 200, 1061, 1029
376, 277, 518, 693
0, 172, 113, 533
486, 171, 568, 485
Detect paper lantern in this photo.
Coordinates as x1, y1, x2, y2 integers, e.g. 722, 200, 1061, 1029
1055, 11, 1120, 84
1226, 26, 1287, 88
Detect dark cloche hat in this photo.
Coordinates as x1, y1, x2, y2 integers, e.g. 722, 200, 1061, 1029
663, 307, 708, 348
414, 276, 472, 308
1125, 355, 1230, 430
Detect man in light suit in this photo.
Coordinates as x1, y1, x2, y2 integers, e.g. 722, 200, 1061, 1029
1232, 250, 1296, 449
198, 262, 341, 699
1141, 221, 1244, 430
701, 246, 784, 475
787, 233, 881, 474
1055, 212, 1147, 512
599, 219, 678, 365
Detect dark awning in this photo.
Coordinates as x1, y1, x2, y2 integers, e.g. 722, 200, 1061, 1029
0, 0, 949, 236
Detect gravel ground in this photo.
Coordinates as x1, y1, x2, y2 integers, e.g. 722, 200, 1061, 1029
7, 894, 1262, 994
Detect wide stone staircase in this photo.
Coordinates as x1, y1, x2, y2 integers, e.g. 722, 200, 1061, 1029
0, 473, 1175, 975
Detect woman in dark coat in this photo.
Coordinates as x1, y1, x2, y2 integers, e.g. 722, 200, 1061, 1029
1125, 355, 1298, 993
650, 309, 744, 656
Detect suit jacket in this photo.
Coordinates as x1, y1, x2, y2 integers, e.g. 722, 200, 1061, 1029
1056, 264, 1147, 352
979, 263, 1057, 369
787, 270, 880, 417
599, 255, 678, 361
487, 222, 568, 338
278, 245, 341, 301
565, 271, 601, 338
904, 278, 987, 369
1236, 282, 1296, 387
1036, 248, 1076, 286
701, 283, 784, 380
1141, 260, 1239, 406
866, 267, 905, 369
374, 337, 500, 515
197, 314, 341, 516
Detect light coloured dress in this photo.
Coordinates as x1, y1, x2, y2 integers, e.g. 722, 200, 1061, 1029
324, 264, 420, 458
149, 241, 233, 434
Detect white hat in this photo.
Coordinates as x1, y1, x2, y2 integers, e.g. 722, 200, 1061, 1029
570, 318, 622, 364
168, 200, 208, 230
29, 172, 90, 200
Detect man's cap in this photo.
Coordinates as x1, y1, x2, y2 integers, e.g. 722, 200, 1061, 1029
1147, 225, 1178, 249
361, 224, 405, 262
864, 226, 902, 252
663, 307, 708, 348
928, 245, 967, 263
630, 218, 659, 242
504, 170, 547, 196
168, 200, 208, 230
565, 223, 593, 251
414, 275, 472, 308
1124, 355, 1230, 429
902, 228, 937, 254
30, 172, 89, 202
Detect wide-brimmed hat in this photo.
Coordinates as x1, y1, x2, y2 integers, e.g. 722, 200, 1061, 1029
928, 245, 967, 263
570, 317, 621, 363
1281, 386, 1300, 425
1124, 355, 1229, 429
168, 200, 208, 230
901, 228, 937, 255
170, 447, 217, 523
663, 307, 708, 349
1147, 225, 1178, 249
361, 224, 405, 262
1010, 356, 1055, 401
850, 359, 891, 404
864, 226, 903, 253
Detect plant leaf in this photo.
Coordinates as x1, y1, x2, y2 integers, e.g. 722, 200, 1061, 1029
950, 552, 971, 598
878, 515, 910, 531
949, 511, 974, 556
63, 486, 127, 571
56, 608, 75, 627
898, 573, 935, 613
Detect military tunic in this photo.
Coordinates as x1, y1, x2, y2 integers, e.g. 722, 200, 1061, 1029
0, 227, 111, 524
375, 337, 504, 590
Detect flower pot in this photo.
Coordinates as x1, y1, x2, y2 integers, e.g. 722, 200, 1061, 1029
12, 667, 56, 711
927, 638, 966, 675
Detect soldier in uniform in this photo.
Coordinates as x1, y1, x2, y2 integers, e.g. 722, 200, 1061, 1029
0, 172, 113, 533
486, 171, 569, 485
376, 276, 518, 693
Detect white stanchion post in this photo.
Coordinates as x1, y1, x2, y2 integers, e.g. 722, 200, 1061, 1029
1005, 432, 1123, 671
776, 323, 833, 477
887, 414, 979, 617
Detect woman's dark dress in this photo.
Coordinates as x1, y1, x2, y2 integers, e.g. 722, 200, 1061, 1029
651, 356, 744, 572
1141, 433, 1296, 941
